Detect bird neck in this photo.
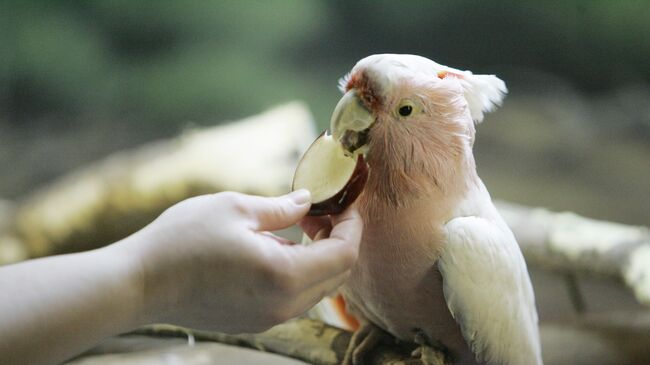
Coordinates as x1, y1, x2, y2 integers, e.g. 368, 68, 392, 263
360, 149, 478, 219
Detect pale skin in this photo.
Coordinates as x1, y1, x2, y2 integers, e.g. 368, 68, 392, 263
0, 189, 362, 365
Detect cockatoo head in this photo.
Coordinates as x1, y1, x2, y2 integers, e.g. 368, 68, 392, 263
330, 54, 507, 205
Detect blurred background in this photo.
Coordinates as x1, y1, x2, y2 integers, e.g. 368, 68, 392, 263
0, 0, 648, 225
1, 2, 650, 364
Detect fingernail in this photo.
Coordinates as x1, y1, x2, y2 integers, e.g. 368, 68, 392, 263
288, 189, 311, 205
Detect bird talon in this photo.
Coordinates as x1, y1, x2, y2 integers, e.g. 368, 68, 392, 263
342, 323, 391, 365
416, 345, 448, 365
411, 330, 450, 365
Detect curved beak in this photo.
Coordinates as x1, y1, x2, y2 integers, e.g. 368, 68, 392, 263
329, 90, 374, 154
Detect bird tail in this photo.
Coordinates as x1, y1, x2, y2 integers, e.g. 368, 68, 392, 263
302, 233, 359, 330
307, 294, 360, 331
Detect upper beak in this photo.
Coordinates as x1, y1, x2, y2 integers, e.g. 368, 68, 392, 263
329, 89, 374, 154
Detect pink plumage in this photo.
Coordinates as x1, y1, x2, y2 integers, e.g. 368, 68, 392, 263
312, 54, 541, 365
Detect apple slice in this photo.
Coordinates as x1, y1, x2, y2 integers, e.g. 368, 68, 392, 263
292, 131, 368, 216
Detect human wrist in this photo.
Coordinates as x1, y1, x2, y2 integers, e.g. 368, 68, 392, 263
115, 227, 192, 326
102, 235, 150, 329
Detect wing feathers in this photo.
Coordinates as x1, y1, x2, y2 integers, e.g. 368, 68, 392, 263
439, 216, 542, 365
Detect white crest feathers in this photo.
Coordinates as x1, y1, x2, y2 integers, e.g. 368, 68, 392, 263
341, 54, 508, 123
457, 73, 507, 123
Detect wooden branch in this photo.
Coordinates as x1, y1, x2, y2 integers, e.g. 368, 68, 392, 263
0, 199, 28, 264
68, 341, 312, 365
131, 319, 431, 365
68, 315, 650, 365
10, 102, 316, 259
0, 199, 13, 232
497, 200, 650, 306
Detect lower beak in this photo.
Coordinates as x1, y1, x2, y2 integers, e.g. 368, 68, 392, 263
330, 90, 374, 154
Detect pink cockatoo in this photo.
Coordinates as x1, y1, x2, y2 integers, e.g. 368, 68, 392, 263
310, 54, 543, 365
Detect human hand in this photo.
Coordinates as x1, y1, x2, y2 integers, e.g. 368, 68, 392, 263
123, 190, 362, 333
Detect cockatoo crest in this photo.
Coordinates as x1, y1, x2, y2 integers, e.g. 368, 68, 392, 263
338, 54, 507, 123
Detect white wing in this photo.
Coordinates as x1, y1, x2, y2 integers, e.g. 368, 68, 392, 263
438, 216, 543, 365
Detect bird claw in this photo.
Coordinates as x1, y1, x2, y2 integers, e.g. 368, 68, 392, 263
411, 346, 447, 365
411, 330, 450, 365
342, 323, 391, 365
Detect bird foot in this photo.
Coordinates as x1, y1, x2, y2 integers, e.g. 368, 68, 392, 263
342, 323, 392, 365
411, 346, 448, 365
411, 330, 450, 365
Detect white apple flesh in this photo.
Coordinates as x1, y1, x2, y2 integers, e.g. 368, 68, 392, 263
292, 131, 368, 216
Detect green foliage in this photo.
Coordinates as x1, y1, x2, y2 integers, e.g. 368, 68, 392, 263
2, 1, 648, 128
1, 0, 332, 128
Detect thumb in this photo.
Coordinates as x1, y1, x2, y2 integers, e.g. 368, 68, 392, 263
246, 189, 311, 231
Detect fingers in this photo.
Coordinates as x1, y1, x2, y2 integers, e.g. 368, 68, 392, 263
235, 190, 311, 231
297, 202, 361, 240
314, 225, 333, 241
258, 231, 295, 246
327, 206, 364, 247
255, 206, 363, 323
281, 206, 363, 288
298, 216, 332, 240
285, 270, 350, 318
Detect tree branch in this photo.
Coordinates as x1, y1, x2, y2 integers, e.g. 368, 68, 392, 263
7, 102, 316, 260
497, 201, 650, 306
131, 319, 429, 365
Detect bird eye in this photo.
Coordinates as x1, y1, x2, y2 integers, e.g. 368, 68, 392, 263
398, 104, 413, 117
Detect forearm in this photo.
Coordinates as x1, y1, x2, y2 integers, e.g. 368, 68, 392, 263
0, 242, 143, 365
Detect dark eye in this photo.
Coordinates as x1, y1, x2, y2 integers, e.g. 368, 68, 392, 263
398, 105, 412, 116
